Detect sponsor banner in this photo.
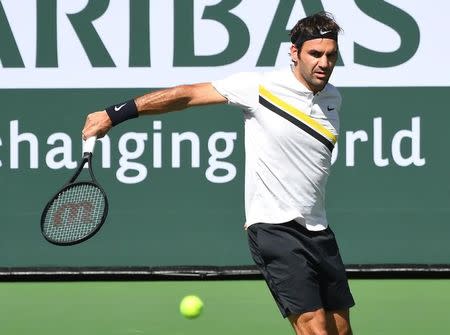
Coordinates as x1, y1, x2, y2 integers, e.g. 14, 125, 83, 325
0, 0, 448, 88
0, 88, 449, 266
1, 116, 426, 185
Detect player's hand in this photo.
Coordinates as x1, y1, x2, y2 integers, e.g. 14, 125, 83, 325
82, 110, 112, 140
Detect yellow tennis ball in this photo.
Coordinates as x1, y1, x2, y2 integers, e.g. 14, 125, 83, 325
179, 295, 204, 319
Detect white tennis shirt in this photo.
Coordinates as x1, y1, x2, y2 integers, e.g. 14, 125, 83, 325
212, 67, 341, 231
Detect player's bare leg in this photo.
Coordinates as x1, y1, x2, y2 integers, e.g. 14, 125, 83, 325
325, 309, 352, 335
288, 308, 352, 335
288, 308, 327, 335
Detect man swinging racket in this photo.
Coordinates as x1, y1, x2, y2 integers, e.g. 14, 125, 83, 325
82, 11, 355, 335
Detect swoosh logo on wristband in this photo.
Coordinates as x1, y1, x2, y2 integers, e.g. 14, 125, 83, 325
114, 103, 126, 111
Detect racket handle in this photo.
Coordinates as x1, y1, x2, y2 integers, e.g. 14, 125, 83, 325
83, 136, 97, 155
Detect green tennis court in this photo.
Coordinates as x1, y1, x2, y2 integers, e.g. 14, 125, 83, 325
1, 279, 449, 334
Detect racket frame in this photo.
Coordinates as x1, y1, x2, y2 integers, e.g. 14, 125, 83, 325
40, 150, 109, 246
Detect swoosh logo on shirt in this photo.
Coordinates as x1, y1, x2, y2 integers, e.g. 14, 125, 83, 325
327, 106, 335, 111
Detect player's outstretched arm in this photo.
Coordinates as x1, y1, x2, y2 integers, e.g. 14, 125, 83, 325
82, 82, 226, 140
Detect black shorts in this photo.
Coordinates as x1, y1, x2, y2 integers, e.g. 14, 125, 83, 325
247, 221, 355, 318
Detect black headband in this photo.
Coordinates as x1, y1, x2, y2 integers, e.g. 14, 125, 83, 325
293, 29, 338, 47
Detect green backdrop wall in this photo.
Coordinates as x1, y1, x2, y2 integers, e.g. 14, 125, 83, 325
0, 87, 448, 267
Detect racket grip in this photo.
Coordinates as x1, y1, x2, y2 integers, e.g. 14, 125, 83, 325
83, 136, 97, 154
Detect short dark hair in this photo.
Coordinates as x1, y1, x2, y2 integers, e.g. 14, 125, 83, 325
289, 11, 342, 49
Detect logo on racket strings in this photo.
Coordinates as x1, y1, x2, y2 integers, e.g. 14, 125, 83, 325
53, 201, 93, 225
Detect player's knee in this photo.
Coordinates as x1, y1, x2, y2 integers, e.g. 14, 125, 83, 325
326, 310, 352, 335
332, 321, 352, 335
290, 310, 329, 335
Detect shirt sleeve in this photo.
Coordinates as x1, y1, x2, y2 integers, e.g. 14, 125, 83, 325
211, 72, 261, 112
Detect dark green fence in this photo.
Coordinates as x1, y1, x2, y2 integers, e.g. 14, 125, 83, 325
0, 87, 448, 269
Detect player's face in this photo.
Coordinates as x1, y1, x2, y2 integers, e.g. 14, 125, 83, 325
290, 38, 338, 94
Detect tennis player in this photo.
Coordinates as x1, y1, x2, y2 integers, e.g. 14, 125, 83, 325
82, 11, 354, 335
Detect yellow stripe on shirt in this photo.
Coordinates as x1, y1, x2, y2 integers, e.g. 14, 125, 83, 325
259, 85, 337, 144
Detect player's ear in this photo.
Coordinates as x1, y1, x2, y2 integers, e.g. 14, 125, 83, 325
290, 44, 300, 64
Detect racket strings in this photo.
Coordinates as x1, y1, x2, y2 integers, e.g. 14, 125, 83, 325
42, 183, 106, 243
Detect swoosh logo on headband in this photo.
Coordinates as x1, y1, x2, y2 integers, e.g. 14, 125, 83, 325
319, 29, 332, 35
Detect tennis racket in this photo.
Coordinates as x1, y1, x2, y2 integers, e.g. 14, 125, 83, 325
41, 136, 108, 246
